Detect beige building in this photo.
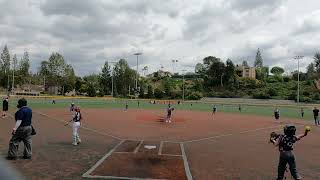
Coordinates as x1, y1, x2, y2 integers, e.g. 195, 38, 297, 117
236, 65, 256, 79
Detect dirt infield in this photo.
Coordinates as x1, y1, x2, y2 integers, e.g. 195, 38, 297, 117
0, 107, 319, 180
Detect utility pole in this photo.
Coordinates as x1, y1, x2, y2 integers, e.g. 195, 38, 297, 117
182, 69, 187, 101
133, 53, 142, 92
108, 61, 117, 97
172, 59, 178, 74
294, 56, 303, 104
12, 57, 16, 94
5, 68, 10, 95
43, 76, 46, 91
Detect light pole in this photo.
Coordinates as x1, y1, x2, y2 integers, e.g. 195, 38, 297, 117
12, 63, 16, 94
172, 59, 178, 74
133, 52, 142, 93
182, 69, 187, 101
294, 55, 304, 104
108, 61, 117, 97
4, 68, 10, 94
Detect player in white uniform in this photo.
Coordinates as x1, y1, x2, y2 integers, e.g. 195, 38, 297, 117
66, 106, 82, 146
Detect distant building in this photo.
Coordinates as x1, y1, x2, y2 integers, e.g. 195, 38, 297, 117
236, 65, 256, 79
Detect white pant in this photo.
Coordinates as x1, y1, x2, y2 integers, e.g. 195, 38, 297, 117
72, 122, 81, 143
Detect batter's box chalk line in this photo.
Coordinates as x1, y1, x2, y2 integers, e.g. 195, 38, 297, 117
82, 140, 193, 180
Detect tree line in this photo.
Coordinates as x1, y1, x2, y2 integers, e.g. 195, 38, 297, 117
1, 45, 320, 102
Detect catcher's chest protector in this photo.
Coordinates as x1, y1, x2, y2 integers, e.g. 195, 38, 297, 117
279, 135, 297, 151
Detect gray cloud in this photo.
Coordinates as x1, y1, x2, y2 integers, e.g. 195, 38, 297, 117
0, 0, 319, 76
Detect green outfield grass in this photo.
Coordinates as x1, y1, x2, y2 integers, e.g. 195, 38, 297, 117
0, 97, 316, 121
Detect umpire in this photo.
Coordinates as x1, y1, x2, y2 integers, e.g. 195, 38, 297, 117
7, 98, 33, 160
313, 107, 319, 125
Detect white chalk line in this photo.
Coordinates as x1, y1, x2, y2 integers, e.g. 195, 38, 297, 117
82, 140, 125, 178
180, 143, 193, 180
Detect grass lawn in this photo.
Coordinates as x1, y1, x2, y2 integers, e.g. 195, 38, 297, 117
1, 97, 316, 121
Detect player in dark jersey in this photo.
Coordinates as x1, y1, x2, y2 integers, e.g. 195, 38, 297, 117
2, 96, 9, 118
270, 125, 310, 180
274, 108, 280, 120
212, 105, 217, 115
238, 104, 242, 112
312, 107, 319, 125
125, 102, 128, 112
300, 108, 304, 118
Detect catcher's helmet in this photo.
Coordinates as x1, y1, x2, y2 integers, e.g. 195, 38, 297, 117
284, 125, 296, 136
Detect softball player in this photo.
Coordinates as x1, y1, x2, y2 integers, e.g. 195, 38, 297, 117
312, 107, 319, 125
212, 105, 217, 115
300, 108, 304, 118
66, 107, 82, 146
270, 125, 310, 180
2, 96, 9, 118
125, 102, 128, 112
166, 104, 174, 123
274, 108, 280, 120
238, 104, 242, 112
70, 102, 75, 112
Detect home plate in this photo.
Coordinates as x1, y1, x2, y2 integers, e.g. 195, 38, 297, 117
144, 145, 157, 150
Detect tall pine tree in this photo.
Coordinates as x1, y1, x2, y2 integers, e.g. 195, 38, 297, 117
254, 48, 263, 67
1, 45, 11, 71
19, 51, 30, 77
99, 61, 112, 95
1, 45, 11, 88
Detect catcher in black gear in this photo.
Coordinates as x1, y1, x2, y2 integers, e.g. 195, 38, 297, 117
270, 125, 311, 180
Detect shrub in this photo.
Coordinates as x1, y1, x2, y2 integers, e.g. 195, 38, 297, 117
87, 84, 96, 97
186, 91, 203, 100
252, 90, 271, 99
313, 93, 320, 100
154, 88, 164, 99
268, 88, 278, 96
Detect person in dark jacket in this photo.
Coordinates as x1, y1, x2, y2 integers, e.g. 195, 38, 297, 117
7, 98, 33, 160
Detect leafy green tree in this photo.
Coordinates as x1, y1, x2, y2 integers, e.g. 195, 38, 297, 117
314, 52, 320, 75
139, 86, 145, 98
113, 59, 136, 96
146, 85, 153, 98
163, 78, 173, 97
75, 77, 83, 94
254, 48, 263, 67
224, 59, 235, 86
292, 71, 307, 81
256, 67, 269, 81
195, 63, 205, 75
203, 57, 225, 88
19, 51, 30, 77
87, 83, 96, 97
306, 63, 316, 80
154, 88, 164, 99
271, 66, 284, 75
38, 52, 76, 93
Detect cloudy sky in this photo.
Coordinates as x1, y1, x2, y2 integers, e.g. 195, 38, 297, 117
0, 0, 319, 76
